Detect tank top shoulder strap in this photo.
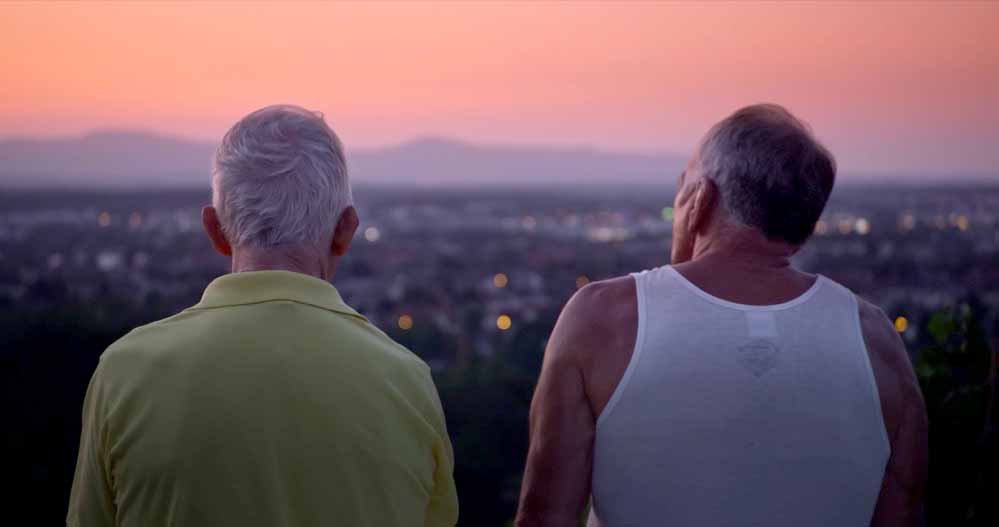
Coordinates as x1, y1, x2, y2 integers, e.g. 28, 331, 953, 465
630, 265, 688, 303
596, 266, 686, 427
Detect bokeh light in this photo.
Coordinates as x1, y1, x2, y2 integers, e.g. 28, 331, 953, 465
855, 218, 871, 235
898, 212, 916, 231
955, 215, 969, 231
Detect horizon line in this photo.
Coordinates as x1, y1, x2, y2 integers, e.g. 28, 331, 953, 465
3, 176, 998, 193
0, 127, 678, 158
3, 127, 997, 180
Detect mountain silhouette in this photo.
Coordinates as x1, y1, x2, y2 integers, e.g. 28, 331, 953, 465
0, 131, 685, 188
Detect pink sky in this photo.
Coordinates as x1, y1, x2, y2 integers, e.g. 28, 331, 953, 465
1, 1, 997, 175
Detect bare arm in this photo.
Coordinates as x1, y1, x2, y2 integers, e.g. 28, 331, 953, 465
515, 279, 636, 527
515, 291, 597, 527
858, 298, 929, 526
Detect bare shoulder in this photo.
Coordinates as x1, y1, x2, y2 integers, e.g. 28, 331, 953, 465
548, 275, 639, 418
565, 276, 636, 325
856, 295, 914, 381
553, 276, 636, 354
855, 295, 925, 440
857, 297, 908, 371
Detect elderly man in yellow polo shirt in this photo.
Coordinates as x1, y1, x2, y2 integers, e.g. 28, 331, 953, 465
67, 105, 459, 527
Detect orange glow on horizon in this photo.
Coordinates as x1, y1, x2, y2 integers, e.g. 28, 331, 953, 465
1, 2, 998, 173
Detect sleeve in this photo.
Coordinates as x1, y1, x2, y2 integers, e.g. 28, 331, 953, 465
66, 362, 116, 527
422, 372, 459, 527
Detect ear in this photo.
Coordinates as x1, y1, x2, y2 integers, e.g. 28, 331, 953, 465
688, 177, 719, 235
331, 206, 359, 257
202, 206, 232, 257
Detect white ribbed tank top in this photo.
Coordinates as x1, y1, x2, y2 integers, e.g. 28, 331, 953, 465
590, 266, 890, 527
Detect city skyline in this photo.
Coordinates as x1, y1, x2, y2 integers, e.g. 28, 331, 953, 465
2, 2, 998, 178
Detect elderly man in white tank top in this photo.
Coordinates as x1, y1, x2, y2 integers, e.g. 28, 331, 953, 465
515, 104, 928, 527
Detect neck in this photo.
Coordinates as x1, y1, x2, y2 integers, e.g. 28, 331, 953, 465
691, 226, 797, 272
230, 244, 334, 281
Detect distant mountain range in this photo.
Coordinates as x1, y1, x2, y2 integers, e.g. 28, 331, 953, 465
0, 130, 686, 188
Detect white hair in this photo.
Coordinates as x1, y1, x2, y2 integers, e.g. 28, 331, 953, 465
211, 104, 353, 248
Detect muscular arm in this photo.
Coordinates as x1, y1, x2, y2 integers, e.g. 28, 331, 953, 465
858, 297, 929, 526
515, 278, 636, 527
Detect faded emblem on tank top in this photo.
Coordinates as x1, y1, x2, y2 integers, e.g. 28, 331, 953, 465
738, 339, 780, 377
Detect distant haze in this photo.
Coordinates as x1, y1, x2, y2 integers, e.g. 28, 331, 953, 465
1, 130, 993, 189
0, 131, 688, 188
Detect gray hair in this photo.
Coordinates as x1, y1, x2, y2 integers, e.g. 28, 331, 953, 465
211, 104, 353, 248
696, 104, 836, 245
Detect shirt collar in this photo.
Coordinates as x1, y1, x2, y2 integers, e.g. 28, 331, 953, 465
191, 270, 366, 321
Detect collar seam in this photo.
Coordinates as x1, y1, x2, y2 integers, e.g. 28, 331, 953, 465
186, 298, 366, 320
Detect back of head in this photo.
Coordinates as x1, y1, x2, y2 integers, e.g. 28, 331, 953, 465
212, 105, 352, 248
698, 103, 836, 246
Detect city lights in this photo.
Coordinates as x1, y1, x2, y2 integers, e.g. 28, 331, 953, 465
898, 212, 916, 231
576, 275, 590, 289
855, 218, 871, 235
955, 215, 969, 231
894, 316, 908, 333
493, 273, 508, 288
97, 211, 111, 227
128, 212, 142, 228
364, 226, 381, 242
496, 314, 512, 331
397, 314, 413, 330
661, 207, 674, 221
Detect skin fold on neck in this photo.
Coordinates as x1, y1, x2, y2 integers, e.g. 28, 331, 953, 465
230, 244, 335, 281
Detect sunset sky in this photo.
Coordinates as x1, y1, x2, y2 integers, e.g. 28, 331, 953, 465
2, 1, 997, 176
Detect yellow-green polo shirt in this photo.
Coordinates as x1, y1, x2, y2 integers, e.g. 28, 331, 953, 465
67, 270, 458, 527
